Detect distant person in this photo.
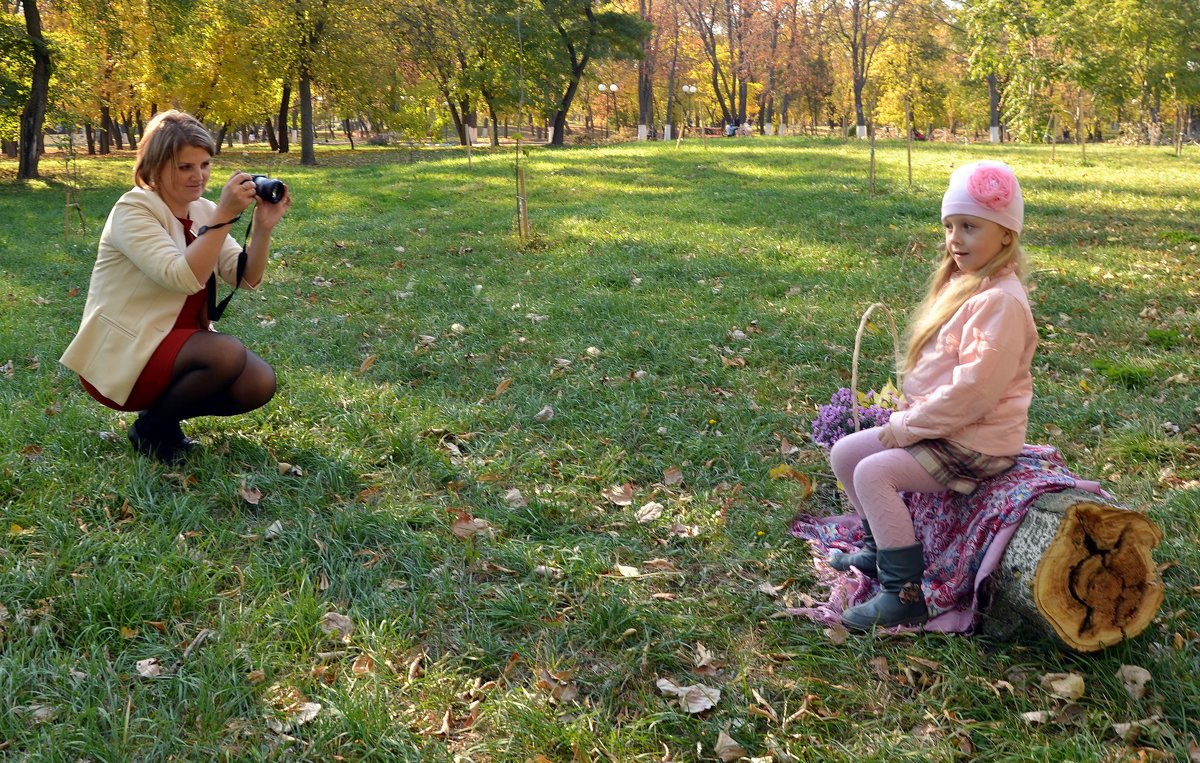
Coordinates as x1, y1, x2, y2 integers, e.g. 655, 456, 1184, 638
725, 122, 736, 137
61, 110, 292, 463
826, 161, 1036, 631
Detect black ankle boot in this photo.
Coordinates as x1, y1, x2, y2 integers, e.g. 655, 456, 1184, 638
128, 415, 184, 465
829, 519, 878, 578
841, 543, 928, 632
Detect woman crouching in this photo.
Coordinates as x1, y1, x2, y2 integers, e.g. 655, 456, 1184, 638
61, 110, 291, 463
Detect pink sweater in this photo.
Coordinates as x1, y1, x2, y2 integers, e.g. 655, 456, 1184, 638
887, 267, 1037, 457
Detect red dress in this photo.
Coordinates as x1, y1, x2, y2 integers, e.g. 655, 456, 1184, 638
81, 218, 213, 412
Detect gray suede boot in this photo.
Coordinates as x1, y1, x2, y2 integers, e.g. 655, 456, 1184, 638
829, 519, 878, 578
841, 543, 928, 632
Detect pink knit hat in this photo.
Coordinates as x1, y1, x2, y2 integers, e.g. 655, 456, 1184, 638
941, 160, 1023, 234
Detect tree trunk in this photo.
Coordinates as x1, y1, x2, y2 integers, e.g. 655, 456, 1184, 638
299, 70, 316, 165
277, 84, 292, 153
85, 122, 95, 154
988, 73, 1001, 143
18, 0, 51, 180
980, 490, 1163, 652
98, 105, 112, 154
265, 121, 279, 151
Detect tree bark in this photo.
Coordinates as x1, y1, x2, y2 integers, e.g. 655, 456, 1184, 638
979, 490, 1163, 652
299, 70, 316, 165
277, 84, 292, 153
18, 0, 52, 180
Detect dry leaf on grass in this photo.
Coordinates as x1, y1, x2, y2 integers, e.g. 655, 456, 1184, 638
319, 612, 354, 642
1112, 715, 1162, 743
757, 581, 784, 597
635, 501, 664, 523
1116, 664, 1152, 700
135, 658, 162, 678
615, 565, 641, 578
238, 482, 262, 505
533, 405, 555, 422
15, 704, 56, 723
533, 565, 564, 579
503, 488, 527, 508
642, 558, 677, 572
602, 483, 634, 506
276, 462, 303, 477
663, 466, 684, 486
450, 510, 494, 539
536, 668, 579, 703
1021, 710, 1053, 724
357, 354, 377, 374
656, 678, 720, 713
263, 520, 284, 540
266, 702, 321, 734
1040, 671, 1085, 701
352, 653, 376, 676
823, 624, 849, 645
714, 729, 747, 762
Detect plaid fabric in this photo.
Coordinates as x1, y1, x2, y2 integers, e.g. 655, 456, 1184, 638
907, 439, 1016, 494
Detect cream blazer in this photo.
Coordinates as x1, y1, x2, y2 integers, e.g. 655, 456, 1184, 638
60, 187, 249, 406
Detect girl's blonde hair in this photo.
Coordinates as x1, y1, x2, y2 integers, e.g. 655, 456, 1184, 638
901, 232, 1027, 373
132, 110, 215, 190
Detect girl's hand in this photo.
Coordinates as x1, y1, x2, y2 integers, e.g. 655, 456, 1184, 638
215, 171, 258, 219
252, 185, 292, 230
877, 425, 900, 449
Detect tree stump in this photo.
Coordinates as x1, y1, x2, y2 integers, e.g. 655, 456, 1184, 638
980, 489, 1163, 652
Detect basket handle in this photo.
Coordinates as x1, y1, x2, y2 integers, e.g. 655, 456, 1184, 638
851, 302, 903, 432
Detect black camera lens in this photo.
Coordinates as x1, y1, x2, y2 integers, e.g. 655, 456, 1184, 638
250, 174, 285, 204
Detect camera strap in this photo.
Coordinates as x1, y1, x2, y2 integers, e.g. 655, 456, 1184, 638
207, 216, 254, 322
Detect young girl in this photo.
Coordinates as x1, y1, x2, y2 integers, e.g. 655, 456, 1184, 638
827, 160, 1037, 631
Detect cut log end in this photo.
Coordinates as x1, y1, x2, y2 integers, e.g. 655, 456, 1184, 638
1034, 500, 1163, 652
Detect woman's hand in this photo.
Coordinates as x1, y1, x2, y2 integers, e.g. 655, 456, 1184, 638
877, 424, 900, 449
214, 171, 258, 220
252, 184, 292, 230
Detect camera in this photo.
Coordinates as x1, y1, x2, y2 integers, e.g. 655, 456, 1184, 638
250, 174, 286, 204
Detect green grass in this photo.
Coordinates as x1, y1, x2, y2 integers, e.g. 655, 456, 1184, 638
2, 138, 1199, 761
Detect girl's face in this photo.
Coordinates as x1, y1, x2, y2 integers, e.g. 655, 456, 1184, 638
155, 144, 212, 216
943, 214, 1012, 274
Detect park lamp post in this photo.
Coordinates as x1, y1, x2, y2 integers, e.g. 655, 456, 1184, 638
598, 83, 618, 140
683, 85, 697, 128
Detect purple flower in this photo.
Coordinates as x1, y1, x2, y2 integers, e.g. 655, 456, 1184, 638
810, 387, 896, 448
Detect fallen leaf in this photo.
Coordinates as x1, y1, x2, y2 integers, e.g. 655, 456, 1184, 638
1112, 715, 1162, 743
352, 653, 376, 676
635, 501, 664, 524
267, 702, 322, 734
120, 626, 139, 640
532, 565, 564, 579
602, 483, 634, 506
868, 656, 890, 681
779, 435, 800, 457
536, 668, 579, 703
491, 378, 513, 398
238, 482, 263, 505
358, 354, 378, 374
135, 658, 162, 678
503, 488, 527, 508
1040, 672, 1085, 701
642, 558, 677, 572
533, 405, 555, 422
450, 510, 494, 539
263, 520, 283, 540
656, 678, 720, 713
615, 565, 641, 578
824, 624, 849, 645
663, 466, 684, 486
1021, 710, 1052, 724
757, 581, 784, 597
714, 729, 747, 762
246, 669, 266, 684
16, 704, 56, 723
1116, 664, 1152, 700
320, 612, 354, 642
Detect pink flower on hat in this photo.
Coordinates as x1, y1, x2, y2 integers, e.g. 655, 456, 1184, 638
966, 164, 1016, 211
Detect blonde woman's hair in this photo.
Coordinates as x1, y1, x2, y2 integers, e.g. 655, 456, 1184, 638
902, 232, 1027, 373
133, 110, 215, 190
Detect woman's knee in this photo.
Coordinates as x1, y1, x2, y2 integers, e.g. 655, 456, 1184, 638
239, 355, 277, 409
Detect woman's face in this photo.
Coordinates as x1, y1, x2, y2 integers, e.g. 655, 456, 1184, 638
155, 144, 212, 216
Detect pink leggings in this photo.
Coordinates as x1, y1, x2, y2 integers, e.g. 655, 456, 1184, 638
828, 427, 948, 548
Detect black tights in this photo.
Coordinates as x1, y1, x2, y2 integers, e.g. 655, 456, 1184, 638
142, 332, 276, 434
